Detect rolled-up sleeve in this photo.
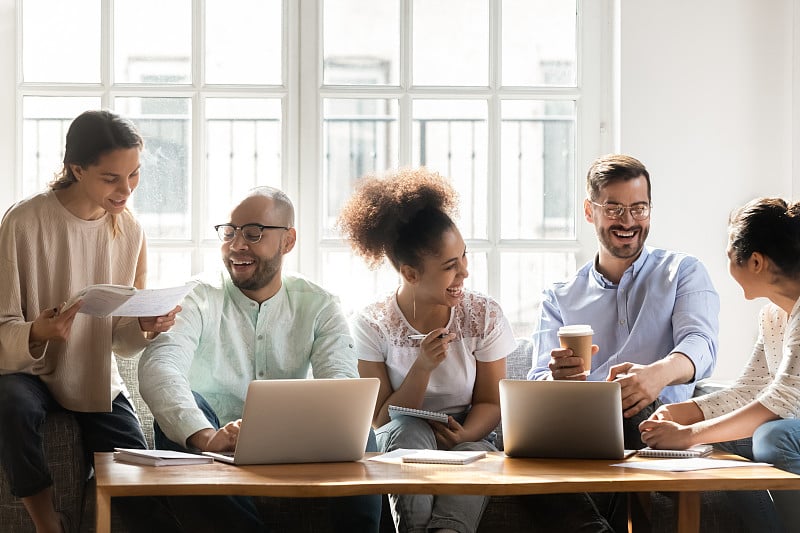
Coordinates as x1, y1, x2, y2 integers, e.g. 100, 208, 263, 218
139, 289, 211, 447
670, 259, 719, 382
528, 289, 562, 380
309, 298, 358, 379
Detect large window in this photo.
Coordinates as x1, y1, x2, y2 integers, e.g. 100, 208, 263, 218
15, 0, 606, 336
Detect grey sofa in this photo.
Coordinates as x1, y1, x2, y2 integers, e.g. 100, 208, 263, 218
0, 340, 746, 532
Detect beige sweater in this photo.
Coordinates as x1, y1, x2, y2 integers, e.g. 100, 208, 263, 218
0, 190, 149, 412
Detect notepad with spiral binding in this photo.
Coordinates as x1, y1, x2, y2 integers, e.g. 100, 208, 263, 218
388, 405, 449, 424
637, 444, 713, 458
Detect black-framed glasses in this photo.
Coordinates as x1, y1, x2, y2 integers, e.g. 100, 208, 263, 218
590, 201, 651, 221
214, 223, 289, 244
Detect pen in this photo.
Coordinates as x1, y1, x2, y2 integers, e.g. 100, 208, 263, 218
407, 333, 448, 340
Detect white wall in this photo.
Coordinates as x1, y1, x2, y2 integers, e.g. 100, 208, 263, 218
618, 0, 796, 379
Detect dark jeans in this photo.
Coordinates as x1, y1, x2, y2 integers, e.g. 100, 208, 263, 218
154, 391, 382, 533
591, 399, 664, 533
0, 373, 179, 533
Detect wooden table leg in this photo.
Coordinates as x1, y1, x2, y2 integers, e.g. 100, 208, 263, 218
676, 492, 701, 533
628, 492, 653, 533
95, 489, 111, 533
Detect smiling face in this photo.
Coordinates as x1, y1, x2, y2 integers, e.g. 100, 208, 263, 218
68, 147, 141, 220
412, 226, 469, 309
585, 175, 651, 265
222, 194, 296, 302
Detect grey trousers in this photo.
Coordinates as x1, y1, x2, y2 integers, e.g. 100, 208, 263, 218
376, 414, 494, 533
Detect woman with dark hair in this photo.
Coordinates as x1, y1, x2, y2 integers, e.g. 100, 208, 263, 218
338, 168, 516, 533
0, 110, 179, 533
640, 197, 800, 532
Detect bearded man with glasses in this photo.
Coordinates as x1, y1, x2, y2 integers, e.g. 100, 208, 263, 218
524, 154, 720, 532
138, 186, 381, 533
529, 153, 719, 444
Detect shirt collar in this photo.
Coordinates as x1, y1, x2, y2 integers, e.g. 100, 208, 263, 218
223, 270, 286, 316
591, 246, 650, 287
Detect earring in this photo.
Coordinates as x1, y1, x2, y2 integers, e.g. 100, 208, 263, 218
412, 286, 416, 320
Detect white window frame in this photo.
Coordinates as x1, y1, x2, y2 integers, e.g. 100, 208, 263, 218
298, 0, 612, 309
4, 0, 613, 320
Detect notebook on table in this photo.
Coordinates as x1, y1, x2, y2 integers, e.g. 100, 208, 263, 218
499, 379, 634, 460
637, 444, 713, 458
202, 377, 379, 465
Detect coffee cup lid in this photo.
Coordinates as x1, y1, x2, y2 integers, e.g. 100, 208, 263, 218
558, 324, 593, 336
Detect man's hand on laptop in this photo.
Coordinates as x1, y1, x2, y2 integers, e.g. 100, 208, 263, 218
548, 345, 599, 380
188, 420, 242, 452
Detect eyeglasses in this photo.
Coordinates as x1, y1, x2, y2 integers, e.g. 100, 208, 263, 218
214, 223, 289, 244
590, 201, 651, 221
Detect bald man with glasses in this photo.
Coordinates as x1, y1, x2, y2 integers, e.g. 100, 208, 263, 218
138, 186, 381, 533
528, 154, 720, 447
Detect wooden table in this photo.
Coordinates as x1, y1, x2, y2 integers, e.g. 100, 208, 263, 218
95, 451, 800, 533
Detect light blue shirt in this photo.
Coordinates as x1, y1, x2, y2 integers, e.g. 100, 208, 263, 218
139, 270, 358, 446
528, 247, 719, 404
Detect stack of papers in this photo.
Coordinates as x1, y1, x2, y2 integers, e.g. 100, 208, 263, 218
113, 448, 213, 467
613, 457, 772, 472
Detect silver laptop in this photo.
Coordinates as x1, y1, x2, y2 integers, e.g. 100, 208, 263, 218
203, 377, 379, 465
499, 379, 631, 460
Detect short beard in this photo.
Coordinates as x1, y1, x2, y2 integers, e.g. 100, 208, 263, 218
226, 248, 283, 292
598, 224, 649, 260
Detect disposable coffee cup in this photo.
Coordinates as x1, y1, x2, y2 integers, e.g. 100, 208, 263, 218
558, 325, 594, 376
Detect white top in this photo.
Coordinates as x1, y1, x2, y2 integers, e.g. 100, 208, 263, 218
351, 289, 516, 413
694, 297, 800, 420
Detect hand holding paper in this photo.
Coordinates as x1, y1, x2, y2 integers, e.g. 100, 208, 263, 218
66, 283, 194, 318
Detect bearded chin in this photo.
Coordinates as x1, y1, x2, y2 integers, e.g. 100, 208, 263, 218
226, 250, 283, 291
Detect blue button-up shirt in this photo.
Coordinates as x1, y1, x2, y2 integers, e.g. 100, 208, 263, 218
139, 270, 358, 446
528, 247, 719, 404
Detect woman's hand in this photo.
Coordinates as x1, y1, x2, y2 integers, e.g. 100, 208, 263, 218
414, 329, 455, 373
430, 416, 465, 450
29, 302, 82, 343
639, 418, 697, 450
138, 305, 181, 336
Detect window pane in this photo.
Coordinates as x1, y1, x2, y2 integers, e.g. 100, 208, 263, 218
22, 97, 101, 197
115, 97, 191, 240
206, 98, 283, 239
500, 100, 576, 239
148, 250, 193, 287
321, 251, 400, 316
502, 0, 577, 87
413, 100, 487, 239
413, 0, 488, 86
206, 0, 282, 85
500, 252, 576, 336
323, 0, 399, 85
114, 0, 191, 84
22, 0, 99, 82
463, 251, 488, 295
323, 98, 398, 237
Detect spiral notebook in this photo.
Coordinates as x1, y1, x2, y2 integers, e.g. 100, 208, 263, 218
637, 444, 713, 458
388, 405, 449, 424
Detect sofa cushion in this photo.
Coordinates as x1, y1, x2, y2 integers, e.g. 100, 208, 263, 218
0, 410, 88, 533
